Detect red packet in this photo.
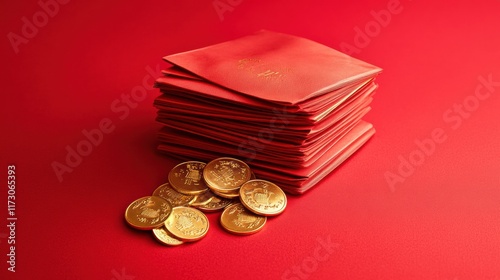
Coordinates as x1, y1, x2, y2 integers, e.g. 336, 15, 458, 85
164, 30, 381, 105
154, 30, 382, 194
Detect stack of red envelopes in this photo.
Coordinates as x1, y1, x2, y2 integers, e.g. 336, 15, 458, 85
154, 31, 382, 194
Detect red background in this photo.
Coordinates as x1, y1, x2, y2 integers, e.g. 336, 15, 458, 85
1, 0, 500, 279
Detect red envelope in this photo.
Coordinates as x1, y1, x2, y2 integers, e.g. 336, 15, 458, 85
153, 30, 382, 194
157, 121, 375, 194
164, 30, 381, 105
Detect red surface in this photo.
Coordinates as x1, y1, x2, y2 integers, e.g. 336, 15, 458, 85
1, 0, 500, 279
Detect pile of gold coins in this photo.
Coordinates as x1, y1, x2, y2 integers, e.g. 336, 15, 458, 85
124, 157, 287, 245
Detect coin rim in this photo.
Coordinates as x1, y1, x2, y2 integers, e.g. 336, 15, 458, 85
203, 157, 251, 192
125, 196, 172, 230
152, 226, 184, 246
164, 206, 210, 242
239, 179, 287, 216
152, 182, 197, 207
220, 203, 267, 235
189, 191, 215, 207
212, 188, 240, 199
196, 196, 234, 212
168, 161, 209, 195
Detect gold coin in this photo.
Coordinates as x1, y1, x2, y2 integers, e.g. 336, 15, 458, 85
220, 203, 266, 235
168, 161, 209, 195
212, 188, 240, 199
164, 206, 209, 242
239, 179, 287, 216
203, 157, 251, 193
190, 190, 215, 207
196, 195, 234, 212
152, 226, 184, 246
152, 182, 196, 207
125, 196, 172, 230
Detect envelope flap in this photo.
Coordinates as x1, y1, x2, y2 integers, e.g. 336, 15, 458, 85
164, 30, 382, 105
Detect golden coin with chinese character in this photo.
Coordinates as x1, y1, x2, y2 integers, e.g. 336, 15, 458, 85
203, 157, 251, 193
212, 188, 240, 199
168, 161, 209, 195
125, 196, 172, 230
220, 203, 266, 235
190, 190, 215, 207
196, 194, 234, 212
152, 226, 184, 246
164, 206, 209, 242
152, 182, 196, 207
239, 179, 287, 216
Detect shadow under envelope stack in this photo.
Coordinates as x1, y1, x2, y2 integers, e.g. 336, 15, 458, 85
153, 31, 382, 194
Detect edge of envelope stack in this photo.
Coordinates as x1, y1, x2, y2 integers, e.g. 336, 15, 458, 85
153, 30, 382, 194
